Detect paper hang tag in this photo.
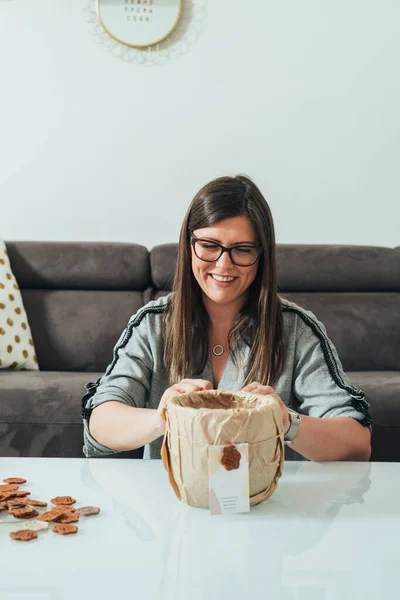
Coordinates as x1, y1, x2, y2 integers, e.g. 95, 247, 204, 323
208, 443, 250, 515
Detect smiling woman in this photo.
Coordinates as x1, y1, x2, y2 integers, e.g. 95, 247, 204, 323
82, 175, 372, 463
164, 177, 285, 392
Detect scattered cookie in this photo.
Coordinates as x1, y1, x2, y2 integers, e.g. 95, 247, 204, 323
26, 499, 47, 507
37, 511, 61, 523
9, 507, 39, 519
0, 492, 16, 501
51, 496, 76, 506
0, 484, 19, 492
7, 502, 28, 509
2, 477, 99, 542
53, 524, 78, 535
220, 444, 241, 471
7, 498, 31, 507
3, 478, 26, 485
77, 506, 100, 517
50, 504, 76, 514
58, 514, 79, 524
10, 529, 38, 542
49, 508, 76, 521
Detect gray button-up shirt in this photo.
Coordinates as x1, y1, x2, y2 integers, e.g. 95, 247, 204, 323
81, 294, 371, 460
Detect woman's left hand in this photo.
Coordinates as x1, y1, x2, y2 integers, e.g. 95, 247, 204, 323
241, 382, 290, 434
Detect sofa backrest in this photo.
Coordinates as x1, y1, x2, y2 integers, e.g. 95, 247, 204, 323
150, 244, 400, 372
7, 242, 150, 372
7, 241, 400, 373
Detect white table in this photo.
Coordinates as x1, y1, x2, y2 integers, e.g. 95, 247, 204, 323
0, 458, 398, 600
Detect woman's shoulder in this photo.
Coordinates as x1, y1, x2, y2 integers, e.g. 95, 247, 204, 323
279, 296, 327, 339
128, 293, 172, 328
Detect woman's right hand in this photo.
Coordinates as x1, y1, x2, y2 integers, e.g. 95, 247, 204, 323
156, 378, 213, 428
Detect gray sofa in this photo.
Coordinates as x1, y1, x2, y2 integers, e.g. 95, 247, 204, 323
1, 241, 399, 461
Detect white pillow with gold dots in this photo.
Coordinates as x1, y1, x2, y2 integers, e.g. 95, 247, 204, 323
0, 240, 38, 370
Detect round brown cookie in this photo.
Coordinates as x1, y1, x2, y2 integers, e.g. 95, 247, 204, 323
77, 506, 100, 517
37, 511, 61, 523
3, 478, 26, 484
15, 491, 30, 497
9, 507, 39, 519
220, 444, 241, 471
53, 524, 78, 535
10, 529, 37, 542
26, 499, 47, 507
58, 514, 79, 524
51, 496, 76, 506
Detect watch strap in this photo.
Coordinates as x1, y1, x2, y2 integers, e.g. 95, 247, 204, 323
284, 409, 301, 445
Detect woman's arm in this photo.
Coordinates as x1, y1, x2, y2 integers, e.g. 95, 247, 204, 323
241, 382, 371, 462
89, 378, 213, 453
289, 414, 371, 461
89, 402, 164, 452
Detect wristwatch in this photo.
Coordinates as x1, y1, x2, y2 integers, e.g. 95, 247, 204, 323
284, 409, 301, 445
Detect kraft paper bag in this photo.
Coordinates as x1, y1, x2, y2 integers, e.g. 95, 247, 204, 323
161, 390, 285, 508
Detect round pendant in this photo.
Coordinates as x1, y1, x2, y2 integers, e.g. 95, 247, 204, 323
212, 345, 224, 357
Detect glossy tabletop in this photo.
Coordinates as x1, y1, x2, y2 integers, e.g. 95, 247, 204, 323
0, 458, 399, 600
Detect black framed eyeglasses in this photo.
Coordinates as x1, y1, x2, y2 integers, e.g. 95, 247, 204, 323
191, 236, 262, 267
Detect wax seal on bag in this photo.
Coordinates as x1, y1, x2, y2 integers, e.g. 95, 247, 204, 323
220, 445, 241, 471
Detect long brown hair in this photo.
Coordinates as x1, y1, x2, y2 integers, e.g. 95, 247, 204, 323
163, 174, 285, 387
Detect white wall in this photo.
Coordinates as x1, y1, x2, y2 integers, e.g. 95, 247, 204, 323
1, 0, 399, 248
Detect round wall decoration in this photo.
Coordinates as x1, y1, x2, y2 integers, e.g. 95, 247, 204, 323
98, 0, 181, 49
84, 0, 207, 66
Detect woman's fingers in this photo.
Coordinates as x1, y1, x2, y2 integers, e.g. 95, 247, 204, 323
180, 379, 213, 390
175, 382, 208, 394
241, 382, 289, 431
242, 382, 275, 395
160, 379, 213, 408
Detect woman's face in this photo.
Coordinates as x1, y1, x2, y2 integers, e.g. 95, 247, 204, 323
191, 215, 259, 313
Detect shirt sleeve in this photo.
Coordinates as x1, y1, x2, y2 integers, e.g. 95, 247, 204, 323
81, 309, 154, 457
292, 311, 371, 427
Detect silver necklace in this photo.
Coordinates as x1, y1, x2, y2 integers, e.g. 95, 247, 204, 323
212, 345, 224, 356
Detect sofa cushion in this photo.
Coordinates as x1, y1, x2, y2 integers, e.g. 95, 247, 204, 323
20, 290, 145, 372
0, 239, 38, 371
0, 371, 96, 423
349, 371, 400, 461
6, 241, 150, 290
0, 370, 143, 458
281, 292, 400, 371
151, 244, 400, 292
